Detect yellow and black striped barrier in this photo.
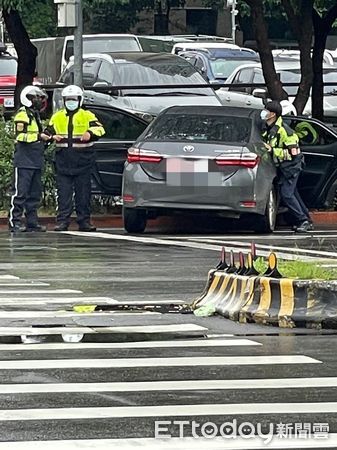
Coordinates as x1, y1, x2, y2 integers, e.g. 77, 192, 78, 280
193, 247, 337, 329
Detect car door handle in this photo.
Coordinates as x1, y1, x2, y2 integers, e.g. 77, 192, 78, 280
246, 100, 252, 105
225, 96, 231, 102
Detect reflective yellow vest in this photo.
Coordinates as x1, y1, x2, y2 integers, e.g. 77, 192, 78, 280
295, 121, 319, 145
48, 108, 105, 149
14, 107, 41, 143
262, 117, 299, 165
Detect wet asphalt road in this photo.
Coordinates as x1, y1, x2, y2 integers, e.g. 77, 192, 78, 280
0, 227, 337, 448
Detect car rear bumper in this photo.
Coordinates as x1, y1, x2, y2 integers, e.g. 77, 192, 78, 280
123, 163, 268, 216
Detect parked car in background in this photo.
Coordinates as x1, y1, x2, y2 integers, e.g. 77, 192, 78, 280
32, 34, 143, 85
273, 49, 335, 66
178, 48, 259, 83
54, 52, 222, 121
218, 61, 337, 119
121, 105, 337, 233
171, 42, 243, 54
0, 43, 18, 115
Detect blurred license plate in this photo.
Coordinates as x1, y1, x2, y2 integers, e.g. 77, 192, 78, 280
4, 97, 14, 108
167, 158, 208, 173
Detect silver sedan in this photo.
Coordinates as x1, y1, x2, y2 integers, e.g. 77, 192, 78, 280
122, 106, 277, 233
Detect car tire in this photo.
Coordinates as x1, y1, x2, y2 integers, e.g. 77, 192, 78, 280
254, 187, 277, 234
123, 207, 147, 233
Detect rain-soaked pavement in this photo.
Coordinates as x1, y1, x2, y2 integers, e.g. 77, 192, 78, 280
0, 226, 337, 448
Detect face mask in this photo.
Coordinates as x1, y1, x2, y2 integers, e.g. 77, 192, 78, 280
65, 100, 79, 111
31, 98, 43, 111
260, 110, 269, 121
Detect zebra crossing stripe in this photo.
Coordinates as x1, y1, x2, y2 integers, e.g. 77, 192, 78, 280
0, 289, 82, 294
0, 401, 335, 420
1, 376, 337, 393
0, 338, 247, 351
0, 436, 335, 449
0, 355, 320, 370
0, 323, 207, 336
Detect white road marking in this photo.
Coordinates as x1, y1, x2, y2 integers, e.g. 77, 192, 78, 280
0, 402, 335, 421
193, 239, 337, 260
0, 289, 82, 295
0, 355, 320, 370
0, 282, 49, 287
1, 376, 337, 394
63, 232, 326, 261
0, 437, 336, 449
0, 311, 160, 318
0, 338, 252, 351
0, 275, 19, 280
0, 297, 118, 305
0, 324, 207, 336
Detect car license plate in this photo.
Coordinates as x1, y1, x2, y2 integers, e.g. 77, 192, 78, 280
4, 97, 14, 108
167, 158, 208, 173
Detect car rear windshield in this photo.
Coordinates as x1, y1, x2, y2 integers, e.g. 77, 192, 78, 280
114, 60, 213, 96
65, 37, 141, 61
145, 114, 252, 143
210, 59, 257, 79
280, 69, 337, 96
0, 58, 17, 76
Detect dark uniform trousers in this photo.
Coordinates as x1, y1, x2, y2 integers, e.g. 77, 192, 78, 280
56, 171, 92, 226
10, 167, 43, 228
55, 148, 94, 227
279, 172, 309, 223
278, 155, 310, 224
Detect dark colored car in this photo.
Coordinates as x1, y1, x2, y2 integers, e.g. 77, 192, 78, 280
179, 48, 259, 83
54, 52, 222, 121
80, 103, 337, 231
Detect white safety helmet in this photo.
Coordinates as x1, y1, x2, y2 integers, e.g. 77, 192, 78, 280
20, 85, 47, 108
61, 85, 84, 106
281, 100, 297, 116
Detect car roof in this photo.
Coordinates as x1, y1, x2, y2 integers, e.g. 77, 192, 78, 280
173, 42, 241, 50
181, 49, 259, 59
161, 105, 257, 118
80, 52, 190, 63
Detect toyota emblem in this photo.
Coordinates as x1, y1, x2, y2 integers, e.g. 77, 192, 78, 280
183, 145, 195, 153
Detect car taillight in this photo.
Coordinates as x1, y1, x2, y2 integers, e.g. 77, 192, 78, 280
215, 154, 260, 169
127, 147, 163, 164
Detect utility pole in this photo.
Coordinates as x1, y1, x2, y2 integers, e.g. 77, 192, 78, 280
226, 0, 238, 44
54, 0, 83, 86
73, 0, 83, 87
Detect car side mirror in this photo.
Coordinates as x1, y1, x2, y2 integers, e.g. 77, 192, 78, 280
93, 81, 109, 88
252, 88, 268, 99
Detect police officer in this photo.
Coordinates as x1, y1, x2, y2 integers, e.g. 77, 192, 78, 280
9, 85, 48, 232
261, 101, 312, 233
44, 85, 105, 231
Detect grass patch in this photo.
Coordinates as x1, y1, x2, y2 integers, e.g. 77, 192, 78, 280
254, 257, 337, 280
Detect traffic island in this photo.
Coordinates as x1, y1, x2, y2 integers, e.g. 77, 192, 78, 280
192, 247, 337, 329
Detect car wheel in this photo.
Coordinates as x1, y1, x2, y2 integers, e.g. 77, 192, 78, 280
254, 187, 277, 233
123, 207, 147, 233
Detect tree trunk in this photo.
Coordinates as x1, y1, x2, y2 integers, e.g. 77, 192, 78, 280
281, 0, 313, 115
245, 0, 287, 101
3, 9, 37, 108
154, 0, 169, 34
312, 5, 337, 120
312, 21, 326, 120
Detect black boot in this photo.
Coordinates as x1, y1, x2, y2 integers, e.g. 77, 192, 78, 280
54, 223, 68, 232
25, 224, 47, 232
295, 220, 311, 233
78, 223, 96, 232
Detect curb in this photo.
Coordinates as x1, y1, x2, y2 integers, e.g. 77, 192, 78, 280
193, 270, 337, 329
